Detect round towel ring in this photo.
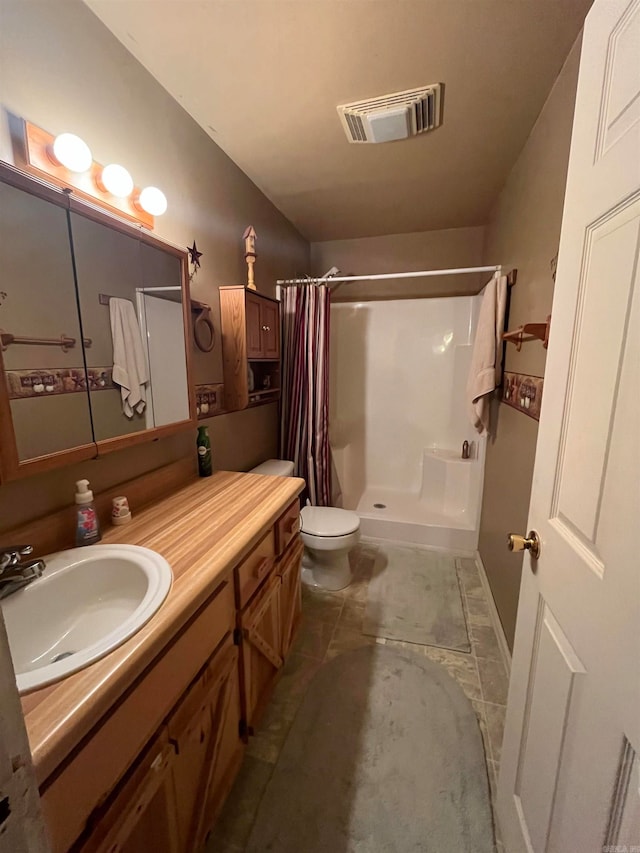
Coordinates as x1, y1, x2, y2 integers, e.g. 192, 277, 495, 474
192, 305, 215, 353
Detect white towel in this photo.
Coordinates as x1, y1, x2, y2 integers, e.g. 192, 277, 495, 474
109, 298, 148, 418
467, 274, 507, 435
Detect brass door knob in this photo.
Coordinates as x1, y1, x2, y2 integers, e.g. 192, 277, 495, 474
507, 530, 541, 559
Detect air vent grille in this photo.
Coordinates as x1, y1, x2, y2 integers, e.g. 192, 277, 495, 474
337, 84, 443, 144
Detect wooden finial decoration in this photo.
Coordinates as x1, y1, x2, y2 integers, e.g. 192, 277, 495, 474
243, 225, 257, 290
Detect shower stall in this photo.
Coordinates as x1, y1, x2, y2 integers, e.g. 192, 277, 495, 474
329, 294, 486, 552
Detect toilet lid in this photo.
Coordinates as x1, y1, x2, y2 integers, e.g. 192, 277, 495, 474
300, 506, 360, 537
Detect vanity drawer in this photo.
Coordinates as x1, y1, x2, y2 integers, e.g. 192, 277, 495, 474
40, 576, 235, 853
275, 499, 300, 557
235, 528, 276, 609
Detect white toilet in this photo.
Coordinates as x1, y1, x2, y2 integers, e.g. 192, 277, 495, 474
248, 459, 361, 591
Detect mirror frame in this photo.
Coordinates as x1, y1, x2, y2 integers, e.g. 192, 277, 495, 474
0, 162, 196, 483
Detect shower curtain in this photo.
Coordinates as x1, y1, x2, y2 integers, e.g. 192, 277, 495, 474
280, 284, 331, 506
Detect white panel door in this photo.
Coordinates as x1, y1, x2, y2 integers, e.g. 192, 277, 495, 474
498, 1, 640, 851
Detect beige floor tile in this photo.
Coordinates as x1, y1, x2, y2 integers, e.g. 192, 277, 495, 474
487, 759, 503, 849
343, 574, 370, 603
206, 755, 272, 850
349, 542, 378, 574
245, 705, 292, 764
477, 657, 509, 705
301, 585, 344, 625
268, 653, 321, 721
460, 570, 485, 600
423, 646, 482, 701
483, 701, 506, 763
471, 699, 492, 763
381, 638, 428, 656
338, 597, 366, 631
471, 624, 503, 662
465, 596, 493, 627
456, 556, 479, 576
325, 626, 375, 661
292, 616, 336, 661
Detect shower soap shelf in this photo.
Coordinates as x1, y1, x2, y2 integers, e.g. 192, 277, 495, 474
503, 315, 551, 351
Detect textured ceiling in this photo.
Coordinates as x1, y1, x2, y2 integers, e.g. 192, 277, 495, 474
84, 0, 591, 241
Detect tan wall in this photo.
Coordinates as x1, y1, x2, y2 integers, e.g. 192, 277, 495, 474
310, 227, 487, 300
478, 37, 582, 650
0, 0, 308, 531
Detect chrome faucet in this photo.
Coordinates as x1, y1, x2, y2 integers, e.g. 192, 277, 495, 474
0, 544, 45, 600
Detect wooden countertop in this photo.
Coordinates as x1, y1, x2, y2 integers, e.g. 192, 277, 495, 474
21, 471, 304, 787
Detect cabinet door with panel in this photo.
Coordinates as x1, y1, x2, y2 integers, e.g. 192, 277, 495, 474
239, 573, 283, 732
277, 538, 304, 658
245, 294, 263, 359
79, 731, 180, 853
260, 299, 280, 359
169, 639, 242, 852
200, 641, 243, 842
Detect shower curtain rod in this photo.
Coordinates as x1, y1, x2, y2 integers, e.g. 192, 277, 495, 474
276, 265, 502, 286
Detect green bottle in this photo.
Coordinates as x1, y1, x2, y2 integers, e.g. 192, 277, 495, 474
197, 426, 212, 477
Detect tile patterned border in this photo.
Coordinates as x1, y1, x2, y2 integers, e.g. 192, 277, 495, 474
196, 383, 225, 418
501, 371, 543, 421
6, 367, 114, 400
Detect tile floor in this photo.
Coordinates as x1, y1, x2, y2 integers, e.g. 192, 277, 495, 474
207, 540, 508, 853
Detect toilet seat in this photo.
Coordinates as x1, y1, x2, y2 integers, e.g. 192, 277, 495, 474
300, 506, 360, 537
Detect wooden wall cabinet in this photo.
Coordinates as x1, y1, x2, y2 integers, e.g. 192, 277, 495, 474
219, 286, 281, 411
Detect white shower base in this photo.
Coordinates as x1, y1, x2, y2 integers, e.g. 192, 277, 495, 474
353, 447, 483, 553
356, 488, 478, 552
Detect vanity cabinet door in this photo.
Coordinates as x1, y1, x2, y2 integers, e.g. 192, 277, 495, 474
277, 537, 304, 659
79, 730, 180, 853
169, 639, 242, 852
245, 293, 263, 359
239, 574, 283, 732
260, 299, 280, 359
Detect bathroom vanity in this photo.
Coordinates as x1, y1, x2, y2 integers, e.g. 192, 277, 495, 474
14, 468, 304, 852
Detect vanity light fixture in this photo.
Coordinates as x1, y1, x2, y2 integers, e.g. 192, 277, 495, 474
99, 164, 134, 198
50, 133, 92, 173
22, 121, 166, 229
137, 186, 168, 216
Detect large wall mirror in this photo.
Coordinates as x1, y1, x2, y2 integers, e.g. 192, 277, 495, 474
0, 164, 194, 482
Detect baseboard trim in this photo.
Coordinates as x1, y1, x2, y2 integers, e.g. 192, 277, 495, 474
474, 550, 512, 677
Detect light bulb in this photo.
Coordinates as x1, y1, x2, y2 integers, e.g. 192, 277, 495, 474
51, 133, 92, 173
138, 186, 167, 216
100, 164, 134, 198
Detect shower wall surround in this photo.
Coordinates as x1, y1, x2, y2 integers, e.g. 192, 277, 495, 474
330, 295, 485, 550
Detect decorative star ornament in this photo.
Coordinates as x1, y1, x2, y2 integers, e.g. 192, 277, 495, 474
188, 241, 203, 269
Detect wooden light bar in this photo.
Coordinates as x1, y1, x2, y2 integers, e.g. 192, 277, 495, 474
22, 122, 154, 229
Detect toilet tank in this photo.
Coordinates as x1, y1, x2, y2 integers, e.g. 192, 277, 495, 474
249, 459, 295, 477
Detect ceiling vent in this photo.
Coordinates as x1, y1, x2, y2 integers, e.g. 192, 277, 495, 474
337, 84, 443, 144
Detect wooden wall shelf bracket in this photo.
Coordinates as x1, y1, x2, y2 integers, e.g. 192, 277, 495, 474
503, 315, 550, 351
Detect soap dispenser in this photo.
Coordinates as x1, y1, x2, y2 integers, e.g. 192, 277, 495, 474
75, 479, 102, 546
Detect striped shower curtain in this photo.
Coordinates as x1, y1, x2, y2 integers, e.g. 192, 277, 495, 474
279, 284, 331, 506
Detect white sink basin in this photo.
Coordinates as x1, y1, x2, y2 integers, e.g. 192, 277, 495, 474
1, 544, 172, 694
